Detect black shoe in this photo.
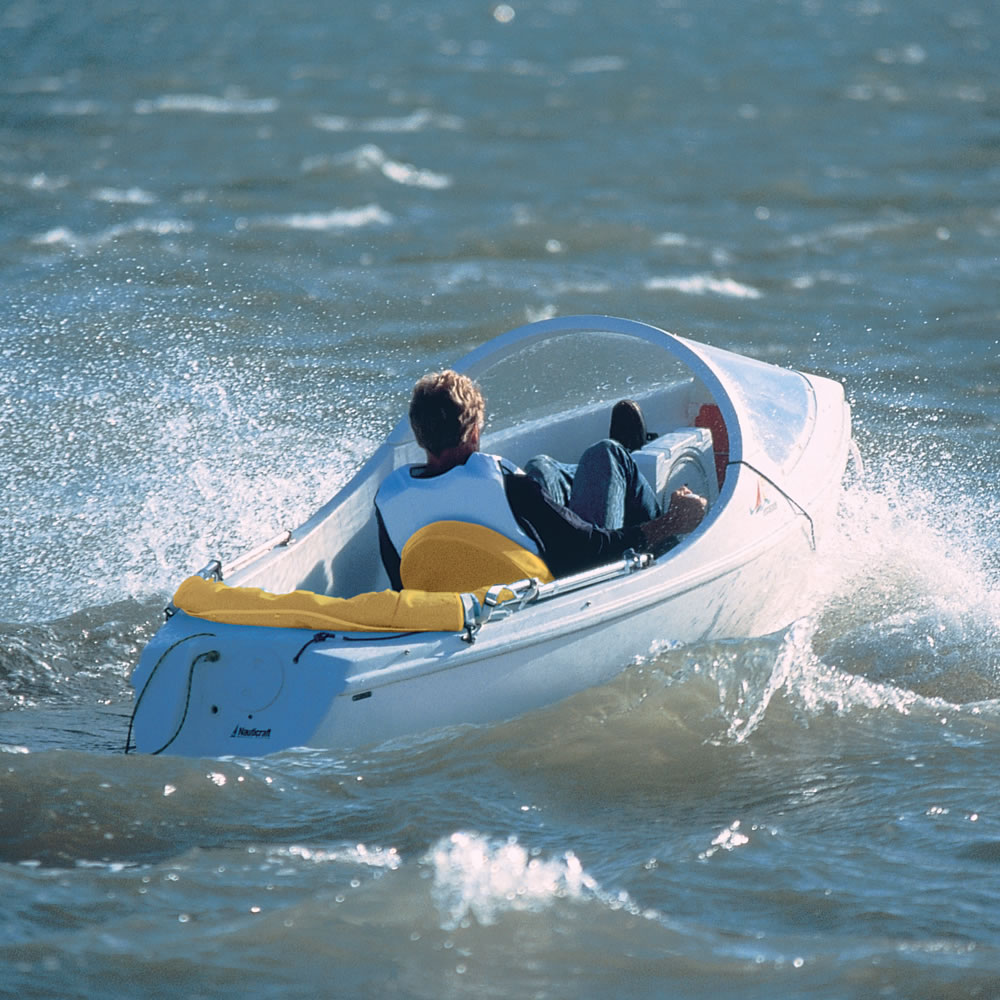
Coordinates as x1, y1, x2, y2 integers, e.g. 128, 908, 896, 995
609, 399, 654, 452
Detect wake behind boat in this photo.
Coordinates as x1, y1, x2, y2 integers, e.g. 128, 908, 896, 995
127, 315, 854, 757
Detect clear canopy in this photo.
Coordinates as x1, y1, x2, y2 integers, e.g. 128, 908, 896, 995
386, 316, 818, 482
470, 330, 695, 434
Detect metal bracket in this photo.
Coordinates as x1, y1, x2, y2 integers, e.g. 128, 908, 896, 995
458, 550, 653, 643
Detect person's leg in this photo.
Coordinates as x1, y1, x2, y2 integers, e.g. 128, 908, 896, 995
568, 439, 660, 529
523, 454, 576, 506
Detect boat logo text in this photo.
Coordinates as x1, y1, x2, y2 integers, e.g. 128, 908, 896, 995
230, 725, 272, 739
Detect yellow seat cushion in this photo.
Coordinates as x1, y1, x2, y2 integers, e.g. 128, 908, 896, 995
173, 576, 466, 633
400, 520, 553, 593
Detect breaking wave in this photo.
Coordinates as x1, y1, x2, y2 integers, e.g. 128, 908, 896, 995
31, 218, 193, 250
301, 144, 452, 190
311, 107, 463, 133
428, 832, 604, 930
643, 274, 763, 299
134, 94, 279, 115
251, 205, 394, 231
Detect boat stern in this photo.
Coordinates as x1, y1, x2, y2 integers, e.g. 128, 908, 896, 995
127, 613, 348, 756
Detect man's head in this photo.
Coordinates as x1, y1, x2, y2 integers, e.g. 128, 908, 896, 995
409, 369, 485, 457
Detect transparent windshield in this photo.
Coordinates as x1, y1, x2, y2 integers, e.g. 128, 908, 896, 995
384, 316, 819, 482
470, 330, 693, 435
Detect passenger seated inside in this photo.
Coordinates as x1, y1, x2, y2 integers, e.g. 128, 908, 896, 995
374, 370, 707, 592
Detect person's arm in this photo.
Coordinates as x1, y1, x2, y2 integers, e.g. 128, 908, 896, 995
503, 473, 648, 578
505, 474, 707, 576
375, 507, 404, 591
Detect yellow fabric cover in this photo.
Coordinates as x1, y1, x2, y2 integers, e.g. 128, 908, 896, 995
173, 575, 466, 633
400, 520, 554, 592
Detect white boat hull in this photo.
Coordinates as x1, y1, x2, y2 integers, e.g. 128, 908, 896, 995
128, 316, 853, 757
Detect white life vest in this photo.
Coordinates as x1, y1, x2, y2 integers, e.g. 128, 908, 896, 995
375, 452, 541, 558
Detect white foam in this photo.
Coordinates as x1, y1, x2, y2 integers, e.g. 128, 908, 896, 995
720, 464, 1000, 735
311, 114, 350, 132
134, 94, 279, 115
31, 218, 192, 249
255, 204, 393, 231
91, 187, 158, 205
312, 108, 463, 133
271, 843, 402, 870
787, 213, 916, 249
303, 144, 451, 190
722, 617, 931, 745
428, 832, 602, 930
644, 274, 763, 299
654, 232, 692, 247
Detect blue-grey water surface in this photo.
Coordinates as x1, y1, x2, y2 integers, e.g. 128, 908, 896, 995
1, 1, 999, 996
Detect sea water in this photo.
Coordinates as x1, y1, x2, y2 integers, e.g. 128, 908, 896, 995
1, 0, 998, 996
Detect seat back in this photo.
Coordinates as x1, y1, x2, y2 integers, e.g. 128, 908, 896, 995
400, 521, 554, 592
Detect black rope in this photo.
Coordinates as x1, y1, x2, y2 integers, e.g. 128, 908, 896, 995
727, 459, 816, 551
124, 632, 215, 754
341, 630, 421, 642
149, 649, 220, 755
292, 631, 337, 662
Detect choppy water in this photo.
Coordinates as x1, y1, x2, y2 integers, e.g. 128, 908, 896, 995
2, 0, 999, 996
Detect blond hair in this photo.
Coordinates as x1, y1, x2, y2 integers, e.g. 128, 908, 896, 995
409, 370, 485, 456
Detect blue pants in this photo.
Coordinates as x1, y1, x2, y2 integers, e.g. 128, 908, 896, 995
524, 439, 661, 529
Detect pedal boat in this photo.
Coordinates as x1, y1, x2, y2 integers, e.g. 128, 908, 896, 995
127, 315, 854, 757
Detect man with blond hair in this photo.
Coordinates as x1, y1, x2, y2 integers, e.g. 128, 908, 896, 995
375, 369, 705, 591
